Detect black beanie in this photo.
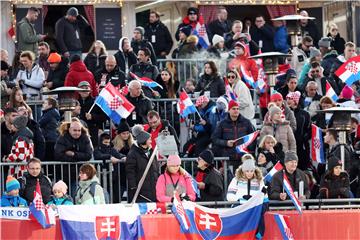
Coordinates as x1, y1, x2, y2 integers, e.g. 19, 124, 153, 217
1, 60, 9, 71
187, 7, 199, 15
179, 26, 192, 37
117, 119, 130, 134
328, 156, 342, 171
70, 55, 81, 64
199, 149, 214, 165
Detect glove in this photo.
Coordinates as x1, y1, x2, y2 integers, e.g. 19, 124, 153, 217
180, 193, 190, 201
242, 195, 252, 200
261, 186, 268, 194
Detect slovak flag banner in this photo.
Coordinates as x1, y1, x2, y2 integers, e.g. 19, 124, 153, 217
240, 65, 256, 89
58, 204, 145, 240
264, 161, 284, 183
177, 91, 197, 118
193, 22, 210, 49
335, 55, 360, 86
283, 173, 302, 214
224, 78, 237, 101
29, 180, 56, 228
95, 82, 135, 124
325, 81, 338, 102
130, 72, 163, 89
236, 130, 260, 154
311, 124, 325, 164
172, 191, 265, 239
273, 213, 295, 240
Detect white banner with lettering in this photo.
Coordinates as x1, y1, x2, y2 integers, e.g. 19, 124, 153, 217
0, 207, 30, 220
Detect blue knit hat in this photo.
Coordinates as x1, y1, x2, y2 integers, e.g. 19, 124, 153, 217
6, 175, 20, 192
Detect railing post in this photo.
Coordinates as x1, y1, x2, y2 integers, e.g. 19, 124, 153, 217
223, 159, 228, 190
108, 162, 113, 204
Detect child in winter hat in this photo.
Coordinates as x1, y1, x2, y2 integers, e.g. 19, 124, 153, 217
47, 180, 73, 206
0, 175, 28, 207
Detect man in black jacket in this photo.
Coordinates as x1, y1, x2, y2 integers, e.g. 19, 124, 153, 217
44, 52, 69, 89
114, 37, 138, 74
131, 27, 157, 65
95, 55, 126, 89
55, 7, 89, 59
1, 108, 17, 161
144, 11, 173, 60
300, 10, 320, 48
208, 6, 231, 38
19, 158, 52, 204
250, 15, 274, 53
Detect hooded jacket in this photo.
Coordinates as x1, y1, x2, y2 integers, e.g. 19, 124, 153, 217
290, 44, 309, 77
321, 50, 338, 78
46, 57, 69, 89
39, 107, 61, 142
64, 60, 98, 97
131, 38, 157, 65
114, 37, 138, 73
319, 171, 350, 199
0, 194, 28, 207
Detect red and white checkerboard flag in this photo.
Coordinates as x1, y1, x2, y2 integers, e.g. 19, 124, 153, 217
29, 180, 56, 228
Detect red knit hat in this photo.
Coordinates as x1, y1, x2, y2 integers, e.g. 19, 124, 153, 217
270, 92, 283, 102
228, 100, 239, 110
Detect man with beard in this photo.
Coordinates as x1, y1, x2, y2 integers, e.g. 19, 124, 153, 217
37, 42, 50, 74
131, 27, 157, 65
43, 52, 69, 90
290, 36, 313, 77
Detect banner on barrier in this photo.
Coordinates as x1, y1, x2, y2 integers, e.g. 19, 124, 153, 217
0, 207, 30, 220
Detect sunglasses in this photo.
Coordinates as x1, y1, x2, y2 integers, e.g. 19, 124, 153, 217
227, 75, 236, 79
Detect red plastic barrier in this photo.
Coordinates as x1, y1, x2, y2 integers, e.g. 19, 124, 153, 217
1, 210, 360, 239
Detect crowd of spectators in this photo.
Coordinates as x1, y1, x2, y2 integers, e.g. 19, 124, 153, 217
1, 5, 360, 219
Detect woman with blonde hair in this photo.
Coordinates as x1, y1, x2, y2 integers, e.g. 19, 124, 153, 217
84, 40, 108, 76
257, 135, 284, 176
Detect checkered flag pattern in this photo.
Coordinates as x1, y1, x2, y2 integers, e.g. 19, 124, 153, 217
109, 96, 123, 110
345, 61, 359, 74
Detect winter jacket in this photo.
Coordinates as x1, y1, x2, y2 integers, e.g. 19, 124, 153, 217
321, 50, 338, 78
74, 176, 105, 205
6, 127, 34, 178
78, 95, 107, 132
327, 33, 346, 54
16, 64, 45, 99
84, 53, 107, 76
193, 101, 216, 135
1, 122, 15, 160
263, 103, 297, 131
208, 19, 232, 38
224, 32, 259, 55
131, 39, 157, 65
46, 57, 69, 89
94, 65, 126, 88
303, 92, 322, 118
47, 195, 73, 205
257, 144, 284, 166
55, 15, 89, 53
196, 166, 224, 201
269, 168, 310, 200
250, 24, 274, 53
208, 108, 227, 134
330, 55, 347, 91
232, 79, 255, 119
54, 132, 93, 162
0, 194, 28, 207
290, 45, 310, 77
19, 172, 52, 204
328, 143, 353, 173
301, 21, 320, 47
319, 172, 350, 199
65, 60, 98, 97
302, 75, 340, 96
227, 168, 265, 203
126, 143, 159, 203
17, 17, 42, 54
195, 74, 225, 98
260, 119, 296, 153
212, 113, 255, 161
143, 120, 180, 150
228, 54, 259, 86
175, 15, 209, 43
125, 93, 153, 127
129, 62, 159, 98
94, 143, 125, 162
39, 107, 60, 142
156, 171, 196, 202
144, 20, 174, 57
298, 60, 311, 87
27, 118, 46, 161
114, 37, 138, 73
153, 74, 179, 99
273, 25, 290, 53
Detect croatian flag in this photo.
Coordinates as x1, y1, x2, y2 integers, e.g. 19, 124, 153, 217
311, 124, 325, 164
273, 213, 295, 240
130, 72, 163, 89
172, 191, 264, 239
177, 91, 197, 118
236, 130, 260, 154
283, 172, 302, 214
58, 204, 144, 240
240, 65, 256, 88
335, 55, 360, 86
325, 80, 338, 102
29, 180, 56, 228
264, 161, 284, 183
255, 49, 267, 93
185, 170, 201, 198
224, 78, 237, 101
138, 202, 166, 215
95, 83, 135, 124
192, 21, 210, 49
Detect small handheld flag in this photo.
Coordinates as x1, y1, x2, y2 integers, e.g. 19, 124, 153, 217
240, 65, 256, 88
335, 55, 360, 86
311, 124, 325, 164
235, 130, 260, 154
130, 72, 163, 89
192, 19, 210, 49
283, 172, 302, 214
325, 81, 338, 102
177, 91, 197, 118
224, 78, 237, 101
264, 161, 284, 183
171, 192, 191, 231
273, 213, 295, 240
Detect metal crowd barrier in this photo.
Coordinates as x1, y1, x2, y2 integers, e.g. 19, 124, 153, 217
0, 157, 229, 204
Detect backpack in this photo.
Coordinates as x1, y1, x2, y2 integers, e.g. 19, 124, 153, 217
75, 182, 110, 204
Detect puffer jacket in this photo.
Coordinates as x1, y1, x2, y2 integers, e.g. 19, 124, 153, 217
319, 172, 350, 199
114, 37, 138, 73
156, 171, 196, 202
47, 195, 73, 205
84, 52, 107, 76
74, 176, 105, 205
39, 107, 61, 142
196, 166, 224, 201
195, 74, 225, 98
16, 64, 45, 98
19, 172, 52, 204
0, 194, 28, 207
54, 132, 93, 162
260, 119, 296, 153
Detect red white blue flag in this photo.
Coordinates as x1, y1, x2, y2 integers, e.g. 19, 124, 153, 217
325, 80, 338, 102
264, 161, 284, 183
130, 72, 163, 89
335, 55, 360, 86
283, 172, 302, 214
95, 83, 135, 124
177, 91, 197, 118
138, 202, 166, 215
192, 20, 210, 49
240, 65, 256, 89
236, 130, 260, 154
273, 213, 295, 240
255, 49, 267, 93
224, 78, 237, 101
29, 180, 56, 228
172, 191, 265, 239
311, 124, 325, 164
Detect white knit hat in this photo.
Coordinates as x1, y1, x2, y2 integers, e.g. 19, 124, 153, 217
212, 34, 224, 46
